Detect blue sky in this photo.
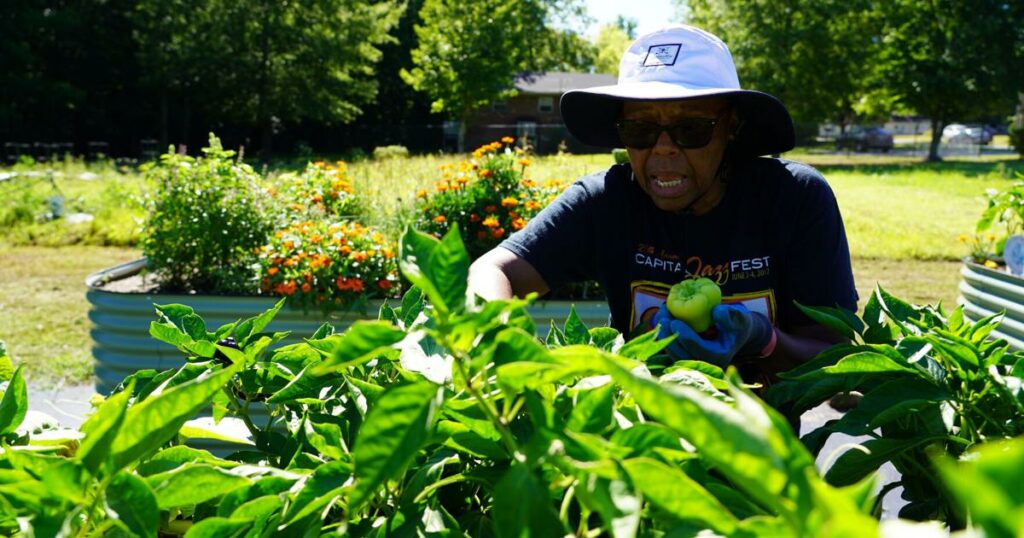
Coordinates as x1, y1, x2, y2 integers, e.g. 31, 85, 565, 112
582, 0, 680, 38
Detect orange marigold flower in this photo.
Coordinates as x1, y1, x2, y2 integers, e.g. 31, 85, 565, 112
283, 241, 295, 250
340, 245, 352, 255
433, 215, 447, 224
350, 278, 365, 293
469, 213, 481, 223
501, 197, 518, 208
352, 251, 367, 263
382, 248, 395, 259
501, 136, 515, 144
518, 159, 530, 167
301, 282, 312, 293
482, 216, 500, 228
309, 234, 322, 244
512, 217, 527, 230
484, 205, 497, 213
491, 228, 505, 238
480, 169, 493, 178
267, 266, 279, 276
417, 189, 428, 199
377, 279, 393, 291
311, 194, 323, 203
521, 178, 536, 187
525, 200, 541, 210
508, 211, 519, 219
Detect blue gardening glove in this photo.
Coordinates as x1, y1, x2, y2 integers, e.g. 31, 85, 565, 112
652, 303, 775, 367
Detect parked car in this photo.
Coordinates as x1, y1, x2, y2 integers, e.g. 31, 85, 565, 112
835, 126, 894, 152
942, 123, 993, 145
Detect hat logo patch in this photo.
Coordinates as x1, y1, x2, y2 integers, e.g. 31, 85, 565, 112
643, 44, 681, 67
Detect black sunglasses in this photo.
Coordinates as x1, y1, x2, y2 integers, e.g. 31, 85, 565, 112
615, 116, 723, 150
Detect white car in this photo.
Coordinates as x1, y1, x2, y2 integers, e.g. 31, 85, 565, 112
942, 123, 993, 145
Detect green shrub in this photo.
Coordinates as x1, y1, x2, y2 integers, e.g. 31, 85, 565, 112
1009, 127, 1024, 157
372, 144, 410, 160
141, 134, 274, 293
612, 147, 630, 164
415, 139, 565, 259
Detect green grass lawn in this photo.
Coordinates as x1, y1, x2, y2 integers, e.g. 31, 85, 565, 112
2, 151, 1021, 386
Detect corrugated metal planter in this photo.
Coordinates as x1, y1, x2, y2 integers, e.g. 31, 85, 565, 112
86, 258, 610, 394
958, 259, 1024, 351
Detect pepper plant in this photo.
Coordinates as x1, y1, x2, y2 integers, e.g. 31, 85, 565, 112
766, 288, 1024, 525
1, 226, 981, 537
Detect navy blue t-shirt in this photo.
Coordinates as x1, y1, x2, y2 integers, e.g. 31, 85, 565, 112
500, 157, 858, 335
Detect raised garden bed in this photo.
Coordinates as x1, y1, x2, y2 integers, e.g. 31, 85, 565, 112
957, 258, 1024, 350
86, 258, 610, 394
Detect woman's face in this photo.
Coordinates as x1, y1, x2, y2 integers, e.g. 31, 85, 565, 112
622, 98, 734, 215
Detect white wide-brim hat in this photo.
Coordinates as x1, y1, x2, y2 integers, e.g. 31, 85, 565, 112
560, 25, 795, 157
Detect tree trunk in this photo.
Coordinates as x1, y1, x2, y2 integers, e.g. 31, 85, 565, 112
927, 117, 944, 162
159, 88, 169, 148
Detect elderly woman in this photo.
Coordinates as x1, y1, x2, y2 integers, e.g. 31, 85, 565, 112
468, 25, 857, 377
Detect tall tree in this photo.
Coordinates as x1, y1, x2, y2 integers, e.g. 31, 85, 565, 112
872, 0, 1024, 161
593, 23, 633, 75
401, 0, 584, 150
135, 0, 402, 160
684, 0, 880, 138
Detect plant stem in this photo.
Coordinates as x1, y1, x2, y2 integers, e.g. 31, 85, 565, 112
447, 341, 521, 457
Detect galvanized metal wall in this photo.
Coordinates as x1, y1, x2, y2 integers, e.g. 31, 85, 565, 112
958, 261, 1024, 351
86, 260, 611, 394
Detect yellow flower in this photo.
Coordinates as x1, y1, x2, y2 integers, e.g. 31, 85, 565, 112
482, 216, 499, 228
985, 260, 999, 269
518, 159, 531, 167
501, 136, 515, 144
986, 233, 998, 242
433, 215, 447, 224
957, 234, 969, 243
501, 197, 518, 208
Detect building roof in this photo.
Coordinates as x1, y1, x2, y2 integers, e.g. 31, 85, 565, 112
514, 72, 617, 95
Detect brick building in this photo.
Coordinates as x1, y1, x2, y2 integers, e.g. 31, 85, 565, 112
461, 72, 617, 154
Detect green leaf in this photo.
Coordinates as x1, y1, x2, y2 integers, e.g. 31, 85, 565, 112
218, 476, 295, 517
399, 226, 449, 315
794, 302, 862, 340
617, 328, 671, 361
281, 461, 351, 526
0, 367, 27, 435
567, 383, 615, 434
825, 438, 926, 487
105, 471, 159, 537
136, 445, 238, 476
183, 517, 251, 538
492, 463, 568, 538
303, 417, 346, 461
789, 351, 923, 381
235, 299, 285, 344
609, 423, 685, 458
598, 358, 797, 517
76, 379, 134, 475
109, 364, 241, 470
146, 464, 252, 509
430, 224, 471, 315
589, 327, 622, 349
563, 305, 591, 345
936, 437, 1024, 538
350, 381, 441, 511
0, 342, 14, 382
492, 328, 554, 366
267, 364, 331, 404
623, 457, 737, 535
308, 321, 406, 375
834, 378, 950, 435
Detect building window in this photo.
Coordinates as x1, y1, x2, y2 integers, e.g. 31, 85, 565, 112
492, 100, 508, 112
517, 121, 537, 146
537, 96, 554, 113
